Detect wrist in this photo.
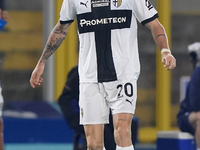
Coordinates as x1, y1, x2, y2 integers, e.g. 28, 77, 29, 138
161, 48, 171, 54
37, 60, 46, 66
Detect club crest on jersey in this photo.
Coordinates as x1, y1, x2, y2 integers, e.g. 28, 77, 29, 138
113, 0, 122, 7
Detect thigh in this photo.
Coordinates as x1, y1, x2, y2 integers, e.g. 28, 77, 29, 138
79, 83, 109, 125
104, 78, 137, 115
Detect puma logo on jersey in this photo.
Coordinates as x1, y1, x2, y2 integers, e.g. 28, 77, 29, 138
80, 1, 88, 7
126, 99, 132, 105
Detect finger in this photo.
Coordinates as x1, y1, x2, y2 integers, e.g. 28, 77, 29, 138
170, 58, 176, 69
163, 60, 169, 68
170, 61, 176, 69
168, 63, 174, 70
30, 73, 39, 88
39, 77, 43, 82
164, 64, 170, 70
31, 83, 36, 88
162, 57, 165, 64
167, 60, 176, 70
34, 73, 41, 84
165, 58, 170, 66
30, 78, 36, 88
37, 77, 43, 85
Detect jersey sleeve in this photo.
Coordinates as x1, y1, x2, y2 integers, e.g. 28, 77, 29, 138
132, 0, 158, 26
59, 0, 76, 24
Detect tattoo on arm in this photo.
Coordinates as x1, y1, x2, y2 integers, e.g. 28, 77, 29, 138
53, 27, 68, 35
155, 34, 166, 39
40, 25, 69, 63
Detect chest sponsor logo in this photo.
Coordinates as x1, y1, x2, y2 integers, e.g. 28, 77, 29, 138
80, 17, 127, 27
77, 10, 132, 33
113, 0, 122, 8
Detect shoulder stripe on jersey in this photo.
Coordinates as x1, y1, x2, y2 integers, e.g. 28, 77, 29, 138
60, 20, 74, 24
141, 13, 159, 26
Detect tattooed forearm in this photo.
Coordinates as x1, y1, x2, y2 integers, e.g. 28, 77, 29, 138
155, 34, 166, 39
42, 37, 65, 62
53, 27, 68, 36
39, 24, 69, 63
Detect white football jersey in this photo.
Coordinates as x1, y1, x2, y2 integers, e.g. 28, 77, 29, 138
60, 0, 158, 83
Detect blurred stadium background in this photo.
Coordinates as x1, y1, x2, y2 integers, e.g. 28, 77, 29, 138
0, 0, 200, 149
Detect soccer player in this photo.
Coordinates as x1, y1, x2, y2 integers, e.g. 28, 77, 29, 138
177, 42, 200, 150
30, 0, 176, 149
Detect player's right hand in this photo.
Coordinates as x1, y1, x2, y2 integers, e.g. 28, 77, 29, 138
30, 63, 45, 88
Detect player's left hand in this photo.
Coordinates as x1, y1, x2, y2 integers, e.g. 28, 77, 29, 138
161, 52, 176, 70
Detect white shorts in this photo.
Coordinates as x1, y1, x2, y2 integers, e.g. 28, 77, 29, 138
0, 86, 4, 116
79, 78, 137, 125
